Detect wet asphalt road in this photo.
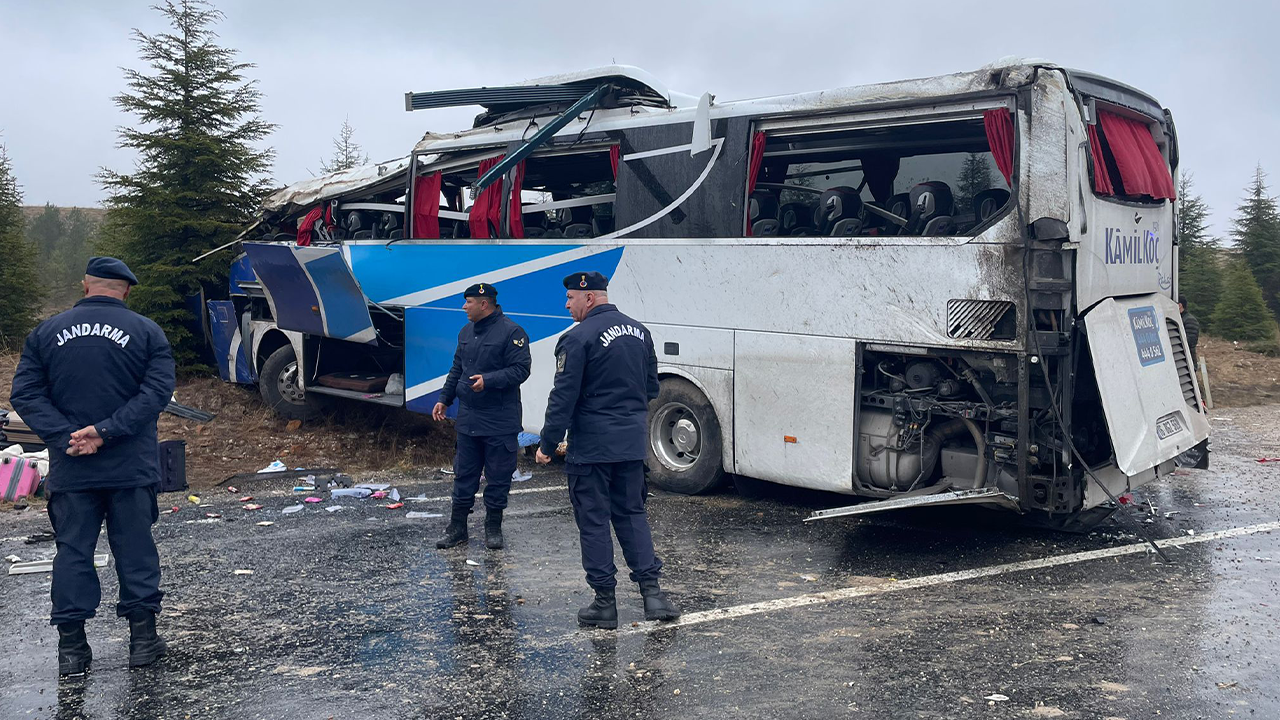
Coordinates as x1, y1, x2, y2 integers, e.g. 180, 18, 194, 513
1, 407, 1278, 720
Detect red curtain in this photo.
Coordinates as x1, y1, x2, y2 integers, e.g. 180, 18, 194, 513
745, 132, 766, 236
412, 171, 443, 239
468, 156, 504, 239
1086, 125, 1115, 196
296, 206, 324, 246
1097, 110, 1175, 200
609, 145, 621, 180
508, 160, 526, 239
983, 110, 1015, 187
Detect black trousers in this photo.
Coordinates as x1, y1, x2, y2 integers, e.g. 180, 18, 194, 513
46, 485, 162, 626
566, 460, 662, 590
452, 433, 518, 513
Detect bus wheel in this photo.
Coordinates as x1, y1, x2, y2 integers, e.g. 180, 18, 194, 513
647, 378, 724, 495
259, 346, 328, 422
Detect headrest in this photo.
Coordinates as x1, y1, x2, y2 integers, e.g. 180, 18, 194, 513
749, 190, 779, 221
908, 181, 953, 218
972, 188, 1010, 222
817, 187, 863, 232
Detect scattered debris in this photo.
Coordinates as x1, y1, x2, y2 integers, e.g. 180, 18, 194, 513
983, 694, 1009, 702
24, 531, 54, 544
282, 505, 304, 515
227, 486, 238, 493
187, 494, 201, 504
10, 554, 108, 575
238, 496, 254, 502
325, 506, 345, 513
204, 512, 222, 519
1217, 681, 1239, 690
285, 419, 303, 432
389, 488, 401, 502
258, 460, 287, 473
439, 468, 455, 475
164, 399, 215, 423
4, 554, 22, 563
303, 497, 323, 504
293, 485, 316, 492
356, 483, 391, 492
1061, 623, 1080, 630
233, 569, 254, 575
161, 506, 181, 515
385, 502, 404, 510
371, 491, 389, 499
1256, 458, 1280, 463
242, 504, 263, 511
1092, 616, 1108, 625
256, 521, 274, 526
332, 488, 372, 499
465, 559, 480, 566
406, 511, 443, 519
512, 469, 533, 483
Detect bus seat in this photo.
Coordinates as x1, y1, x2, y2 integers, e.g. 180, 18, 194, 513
973, 188, 1011, 223
352, 230, 373, 239
780, 202, 816, 235
592, 215, 615, 236
561, 206, 594, 238
749, 190, 780, 236
905, 181, 953, 235
523, 212, 549, 238
818, 187, 863, 236
388, 229, 403, 240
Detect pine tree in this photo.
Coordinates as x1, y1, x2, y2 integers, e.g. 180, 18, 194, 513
48, 208, 99, 306
320, 118, 369, 174
26, 204, 65, 271
97, 0, 274, 370
1175, 173, 1223, 331
0, 143, 43, 349
954, 153, 995, 217
1230, 165, 1280, 322
1211, 258, 1277, 342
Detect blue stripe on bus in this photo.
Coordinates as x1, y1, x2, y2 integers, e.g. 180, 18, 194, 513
403, 247, 624, 412
347, 243, 581, 305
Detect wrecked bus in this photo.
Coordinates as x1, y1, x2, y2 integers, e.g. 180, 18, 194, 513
207, 59, 1208, 523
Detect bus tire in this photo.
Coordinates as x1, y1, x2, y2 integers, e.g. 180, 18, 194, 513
647, 377, 724, 495
259, 345, 327, 422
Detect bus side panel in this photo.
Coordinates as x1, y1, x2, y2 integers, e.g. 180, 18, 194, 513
733, 331, 858, 492
648, 323, 736, 472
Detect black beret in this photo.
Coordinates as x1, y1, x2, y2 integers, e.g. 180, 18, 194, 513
85, 256, 138, 286
563, 271, 608, 291
464, 282, 497, 299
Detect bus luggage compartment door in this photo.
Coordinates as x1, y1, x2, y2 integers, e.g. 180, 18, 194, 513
207, 300, 255, 384
1081, 294, 1209, 476
241, 242, 377, 345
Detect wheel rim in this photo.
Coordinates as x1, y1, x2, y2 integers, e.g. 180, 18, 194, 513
277, 361, 307, 405
650, 401, 702, 471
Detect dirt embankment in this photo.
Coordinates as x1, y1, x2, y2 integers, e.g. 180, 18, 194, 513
2, 352, 455, 492
1198, 336, 1280, 408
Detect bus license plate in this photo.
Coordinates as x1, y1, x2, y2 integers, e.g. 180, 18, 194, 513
1155, 412, 1185, 440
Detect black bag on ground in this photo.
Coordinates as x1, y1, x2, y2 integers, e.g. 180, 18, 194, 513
158, 440, 187, 493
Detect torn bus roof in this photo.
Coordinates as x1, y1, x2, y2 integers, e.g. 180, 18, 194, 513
404, 64, 680, 116
409, 58, 1050, 157
260, 157, 410, 214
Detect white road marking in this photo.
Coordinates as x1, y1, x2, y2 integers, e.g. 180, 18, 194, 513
617, 520, 1280, 635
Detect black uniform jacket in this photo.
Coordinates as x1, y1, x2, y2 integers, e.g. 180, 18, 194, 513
438, 308, 532, 436
539, 304, 659, 465
10, 296, 175, 491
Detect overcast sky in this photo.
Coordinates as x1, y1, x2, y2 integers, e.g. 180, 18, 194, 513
1, 0, 1275, 238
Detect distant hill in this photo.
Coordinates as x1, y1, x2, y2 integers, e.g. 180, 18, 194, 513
21, 205, 107, 224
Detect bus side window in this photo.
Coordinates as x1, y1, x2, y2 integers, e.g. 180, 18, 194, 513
750, 115, 1013, 238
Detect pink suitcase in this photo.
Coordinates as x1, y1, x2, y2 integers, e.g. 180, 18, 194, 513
1, 456, 41, 502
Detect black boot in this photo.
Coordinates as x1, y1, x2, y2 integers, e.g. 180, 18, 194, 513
435, 509, 469, 549
57, 621, 92, 676
128, 611, 167, 667
639, 580, 681, 622
577, 587, 618, 630
484, 510, 504, 550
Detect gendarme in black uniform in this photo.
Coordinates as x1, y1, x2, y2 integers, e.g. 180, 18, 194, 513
539, 271, 679, 628
8, 257, 174, 675
434, 282, 531, 550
